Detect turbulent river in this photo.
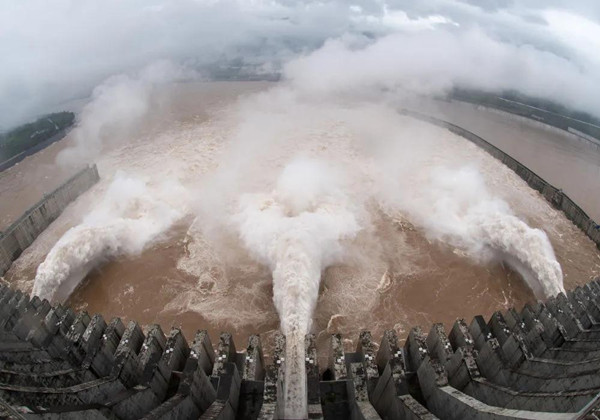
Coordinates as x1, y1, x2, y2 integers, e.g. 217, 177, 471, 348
3, 83, 600, 392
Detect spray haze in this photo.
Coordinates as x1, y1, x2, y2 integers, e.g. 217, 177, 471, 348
56, 61, 198, 167
32, 172, 188, 303
233, 158, 362, 417
379, 165, 564, 298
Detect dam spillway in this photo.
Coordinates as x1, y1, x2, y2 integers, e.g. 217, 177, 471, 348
2, 279, 600, 418
4, 0, 600, 417
5, 85, 600, 359
1, 108, 599, 419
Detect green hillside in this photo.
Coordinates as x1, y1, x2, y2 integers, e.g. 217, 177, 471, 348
0, 112, 75, 162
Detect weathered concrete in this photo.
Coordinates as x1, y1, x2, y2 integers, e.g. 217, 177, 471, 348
1, 279, 600, 418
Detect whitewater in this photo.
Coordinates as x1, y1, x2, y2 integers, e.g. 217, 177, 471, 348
32, 172, 187, 302
233, 159, 362, 417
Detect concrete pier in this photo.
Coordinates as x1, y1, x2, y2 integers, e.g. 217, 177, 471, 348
1, 279, 600, 418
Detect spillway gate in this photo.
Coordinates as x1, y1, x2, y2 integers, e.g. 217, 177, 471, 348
1, 279, 600, 419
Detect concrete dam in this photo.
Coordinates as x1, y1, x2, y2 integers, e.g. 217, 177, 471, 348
2, 278, 600, 419
1, 116, 600, 419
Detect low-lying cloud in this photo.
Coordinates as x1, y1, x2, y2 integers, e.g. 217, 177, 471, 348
56, 60, 197, 167
284, 28, 598, 114
2, 0, 600, 129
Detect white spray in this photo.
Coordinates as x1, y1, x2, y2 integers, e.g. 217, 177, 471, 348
56, 60, 197, 168
233, 159, 362, 418
217, 100, 565, 415
32, 172, 187, 303
382, 165, 564, 298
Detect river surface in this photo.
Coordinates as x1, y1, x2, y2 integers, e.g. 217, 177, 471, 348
410, 98, 600, 221
2, 82, 600, 358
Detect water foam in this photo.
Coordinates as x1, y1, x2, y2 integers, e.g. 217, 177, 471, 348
32, 172, 186, 303
384, 165, 565, 298
233, 158, 362, 417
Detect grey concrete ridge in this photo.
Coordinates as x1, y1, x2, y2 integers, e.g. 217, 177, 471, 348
1, 278, 600, 418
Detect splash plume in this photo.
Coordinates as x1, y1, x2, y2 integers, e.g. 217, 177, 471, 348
381, 165, 564, 298
32, 172, 187, 302
233, 158, 362, 417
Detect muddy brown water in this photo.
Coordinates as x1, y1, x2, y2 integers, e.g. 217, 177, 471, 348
411, 98, 600, 221
0, 140, 74, 231
3, 83, 600, 360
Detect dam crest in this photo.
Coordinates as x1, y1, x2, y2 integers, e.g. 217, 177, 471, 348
2, 279, 600, 418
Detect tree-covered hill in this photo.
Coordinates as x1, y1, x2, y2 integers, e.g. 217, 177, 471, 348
0, 112, 75, 162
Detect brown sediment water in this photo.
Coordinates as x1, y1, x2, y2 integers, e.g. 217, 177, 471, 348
0, 139, 75, 230
3, 82, 600, 360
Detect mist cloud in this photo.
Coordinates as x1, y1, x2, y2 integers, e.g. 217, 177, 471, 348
55, 60, 197, 167
2, 0, 600, 130
284, 28, 599, 115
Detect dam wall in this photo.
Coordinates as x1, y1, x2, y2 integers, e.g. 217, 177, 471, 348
0, 164, 99, 276
1, 276, 600, 418
404, 110, 600, 249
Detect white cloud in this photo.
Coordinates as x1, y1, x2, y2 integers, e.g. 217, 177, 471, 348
283, 25, 600, 116
1, 0, 600, 128
543, 9, 600, 68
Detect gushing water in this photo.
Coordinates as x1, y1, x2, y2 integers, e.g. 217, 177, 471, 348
233, 159, 362, 417
32, 172, 187, 303
478, 214, 564, 297
383, 165, 564, 298
230, 132, 564, 416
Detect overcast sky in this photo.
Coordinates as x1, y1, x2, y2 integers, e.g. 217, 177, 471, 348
2, 0, 600, 130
